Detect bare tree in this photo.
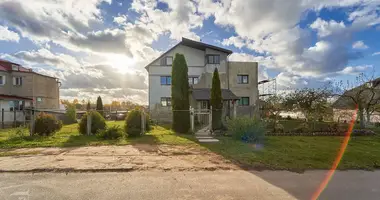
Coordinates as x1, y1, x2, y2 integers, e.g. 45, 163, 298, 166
331, 73, 380, 128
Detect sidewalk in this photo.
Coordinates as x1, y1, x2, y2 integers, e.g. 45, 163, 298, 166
0, 145, 238, 172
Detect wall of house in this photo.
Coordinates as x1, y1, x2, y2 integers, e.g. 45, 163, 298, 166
0, 71, 59, 109
228, 62, 259, 117
32, 74, 60, 109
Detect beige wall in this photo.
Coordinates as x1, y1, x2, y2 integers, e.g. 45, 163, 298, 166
0, 71, 59, 109
228, 62, 259, 107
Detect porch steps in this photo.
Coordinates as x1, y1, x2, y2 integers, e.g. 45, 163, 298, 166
195, 128, 219, 143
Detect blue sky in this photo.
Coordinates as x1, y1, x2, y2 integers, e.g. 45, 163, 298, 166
0, 0, 379, 104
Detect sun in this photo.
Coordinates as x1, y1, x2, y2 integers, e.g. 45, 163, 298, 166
106, 54, 137, 74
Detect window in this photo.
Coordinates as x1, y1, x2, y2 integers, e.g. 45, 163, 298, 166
161, 97, 171, 107
11, 65, 19, 71
206, 55, 220, 64
238, 97, 250, 106
9, 101, 23, 111
188, 77, 199, 85
37, 97, 42, 102
0, 75, 5, 85
161, 56, 173, 65
13, 77, 22, 86
160, 76, 171, 85
237, 75, 249, 84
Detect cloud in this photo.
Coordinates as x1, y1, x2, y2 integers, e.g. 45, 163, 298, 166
68, 29, 132, 56
310, 18, 346, 37
113, 15, 128, 25
339, 65, 373, 75
222, 36, 245, 48
372, 52, 380, 56
352, 40, 369, 49
0, 25, 20, 42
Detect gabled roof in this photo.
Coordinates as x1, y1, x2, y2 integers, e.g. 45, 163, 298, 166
145, 37, 233, 70
0, 59, 58, 79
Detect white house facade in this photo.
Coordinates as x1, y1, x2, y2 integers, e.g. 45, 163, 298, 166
145, 38, 259, 122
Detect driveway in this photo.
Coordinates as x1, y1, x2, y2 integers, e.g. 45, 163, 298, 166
0, 171, 295, 200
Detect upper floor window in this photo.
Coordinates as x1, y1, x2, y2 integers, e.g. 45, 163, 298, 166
206, 55, 220, 64
37, 97, 43, 102
237, 75, 249, 84
161, 56, 173, 66
0, 75, 6, 85
11, 65, 19, 71
13, 77, 22, 86
160, 76, 171, 85
188, 77, 199, 85
237, 97, 250, 106
161, 97, 171, 107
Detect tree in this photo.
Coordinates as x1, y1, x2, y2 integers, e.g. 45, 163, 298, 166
87, 101, 91, 111
96, 96, 104, 116
64, 104, 77, 124
171, 53, 190, 133
210, 68, 223, 130
263, 95, 284, 120
332, 73, 380, 128
284, 88, 330, 121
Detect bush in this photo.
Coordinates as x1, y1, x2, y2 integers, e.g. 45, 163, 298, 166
352, 129, 376, 136
294, 122, 310, 133
96, 125, 123, 139
227, 117, 265, 143
78, 111, 106, 135
274, 123, 284, 133
33, 113, 62, 136
124, 109, 151, 137
63, 104, 77, 125
9, 126, 29, 139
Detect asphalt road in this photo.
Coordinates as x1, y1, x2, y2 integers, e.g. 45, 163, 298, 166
0, 171, 295, 200
1, 170, 379, 200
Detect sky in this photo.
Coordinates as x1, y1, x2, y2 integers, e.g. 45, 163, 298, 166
0, 0, 379, 105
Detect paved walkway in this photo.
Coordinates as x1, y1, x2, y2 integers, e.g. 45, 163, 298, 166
195, 126, 219, 143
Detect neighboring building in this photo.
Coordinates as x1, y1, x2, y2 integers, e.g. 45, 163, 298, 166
145, 38, 259, 122
332, 77, 380, 123
0, 59, 60, 123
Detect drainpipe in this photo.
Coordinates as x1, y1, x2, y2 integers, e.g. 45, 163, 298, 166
227, 54, 231, 118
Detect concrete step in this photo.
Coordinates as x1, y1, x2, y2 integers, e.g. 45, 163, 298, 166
198, 138, 219, 143
195, 136, 214, 139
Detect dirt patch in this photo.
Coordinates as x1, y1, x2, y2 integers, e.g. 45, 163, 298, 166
0, 145, 239, 172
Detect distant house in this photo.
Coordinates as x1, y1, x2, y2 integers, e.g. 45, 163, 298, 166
145, 38, 259, 122
332, 77, 380, 123
0, 59, 60, 124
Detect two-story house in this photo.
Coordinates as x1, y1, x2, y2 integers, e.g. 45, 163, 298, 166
0, 59, 60, 123
146, 38, 259, 122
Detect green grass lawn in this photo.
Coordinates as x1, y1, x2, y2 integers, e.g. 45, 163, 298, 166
0, 121, 196, 149
201, 135, 380, 171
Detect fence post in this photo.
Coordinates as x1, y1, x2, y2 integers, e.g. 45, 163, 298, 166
209, 106, 212, 131
233, 102, 237, 119
13, 108, 16, 127
29, 109, 34, 136
190, 107, 194, 133
87, 111, 92, 135
141, 110, 145, 135
1, 109, 4, 129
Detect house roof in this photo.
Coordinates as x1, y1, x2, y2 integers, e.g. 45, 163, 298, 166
332, 77, 380, 109
145, 37, 233, 70
0, 59, 58, 80
0, 94, 33, 101
192, 88, 240, 101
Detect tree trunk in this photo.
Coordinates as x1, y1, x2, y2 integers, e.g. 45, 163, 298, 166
358, 107, 365, 129
365, 108, 371, 125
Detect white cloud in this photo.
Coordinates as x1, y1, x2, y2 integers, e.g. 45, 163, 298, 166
113, 15, 128, 25
372, 52, 380, 56
352, 40, 369, 49
222, 36, 245, 48
0, 25, 20, 42
310, 18, 346, 37
339, 65, 373, 75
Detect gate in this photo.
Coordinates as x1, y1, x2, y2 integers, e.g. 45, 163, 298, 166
190, 107, 212, 132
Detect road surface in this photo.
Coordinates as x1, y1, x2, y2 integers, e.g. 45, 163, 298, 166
1, 170, 379, 200
0, 171, 295, 200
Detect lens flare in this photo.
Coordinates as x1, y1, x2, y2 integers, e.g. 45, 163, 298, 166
311, 105, 358, 200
